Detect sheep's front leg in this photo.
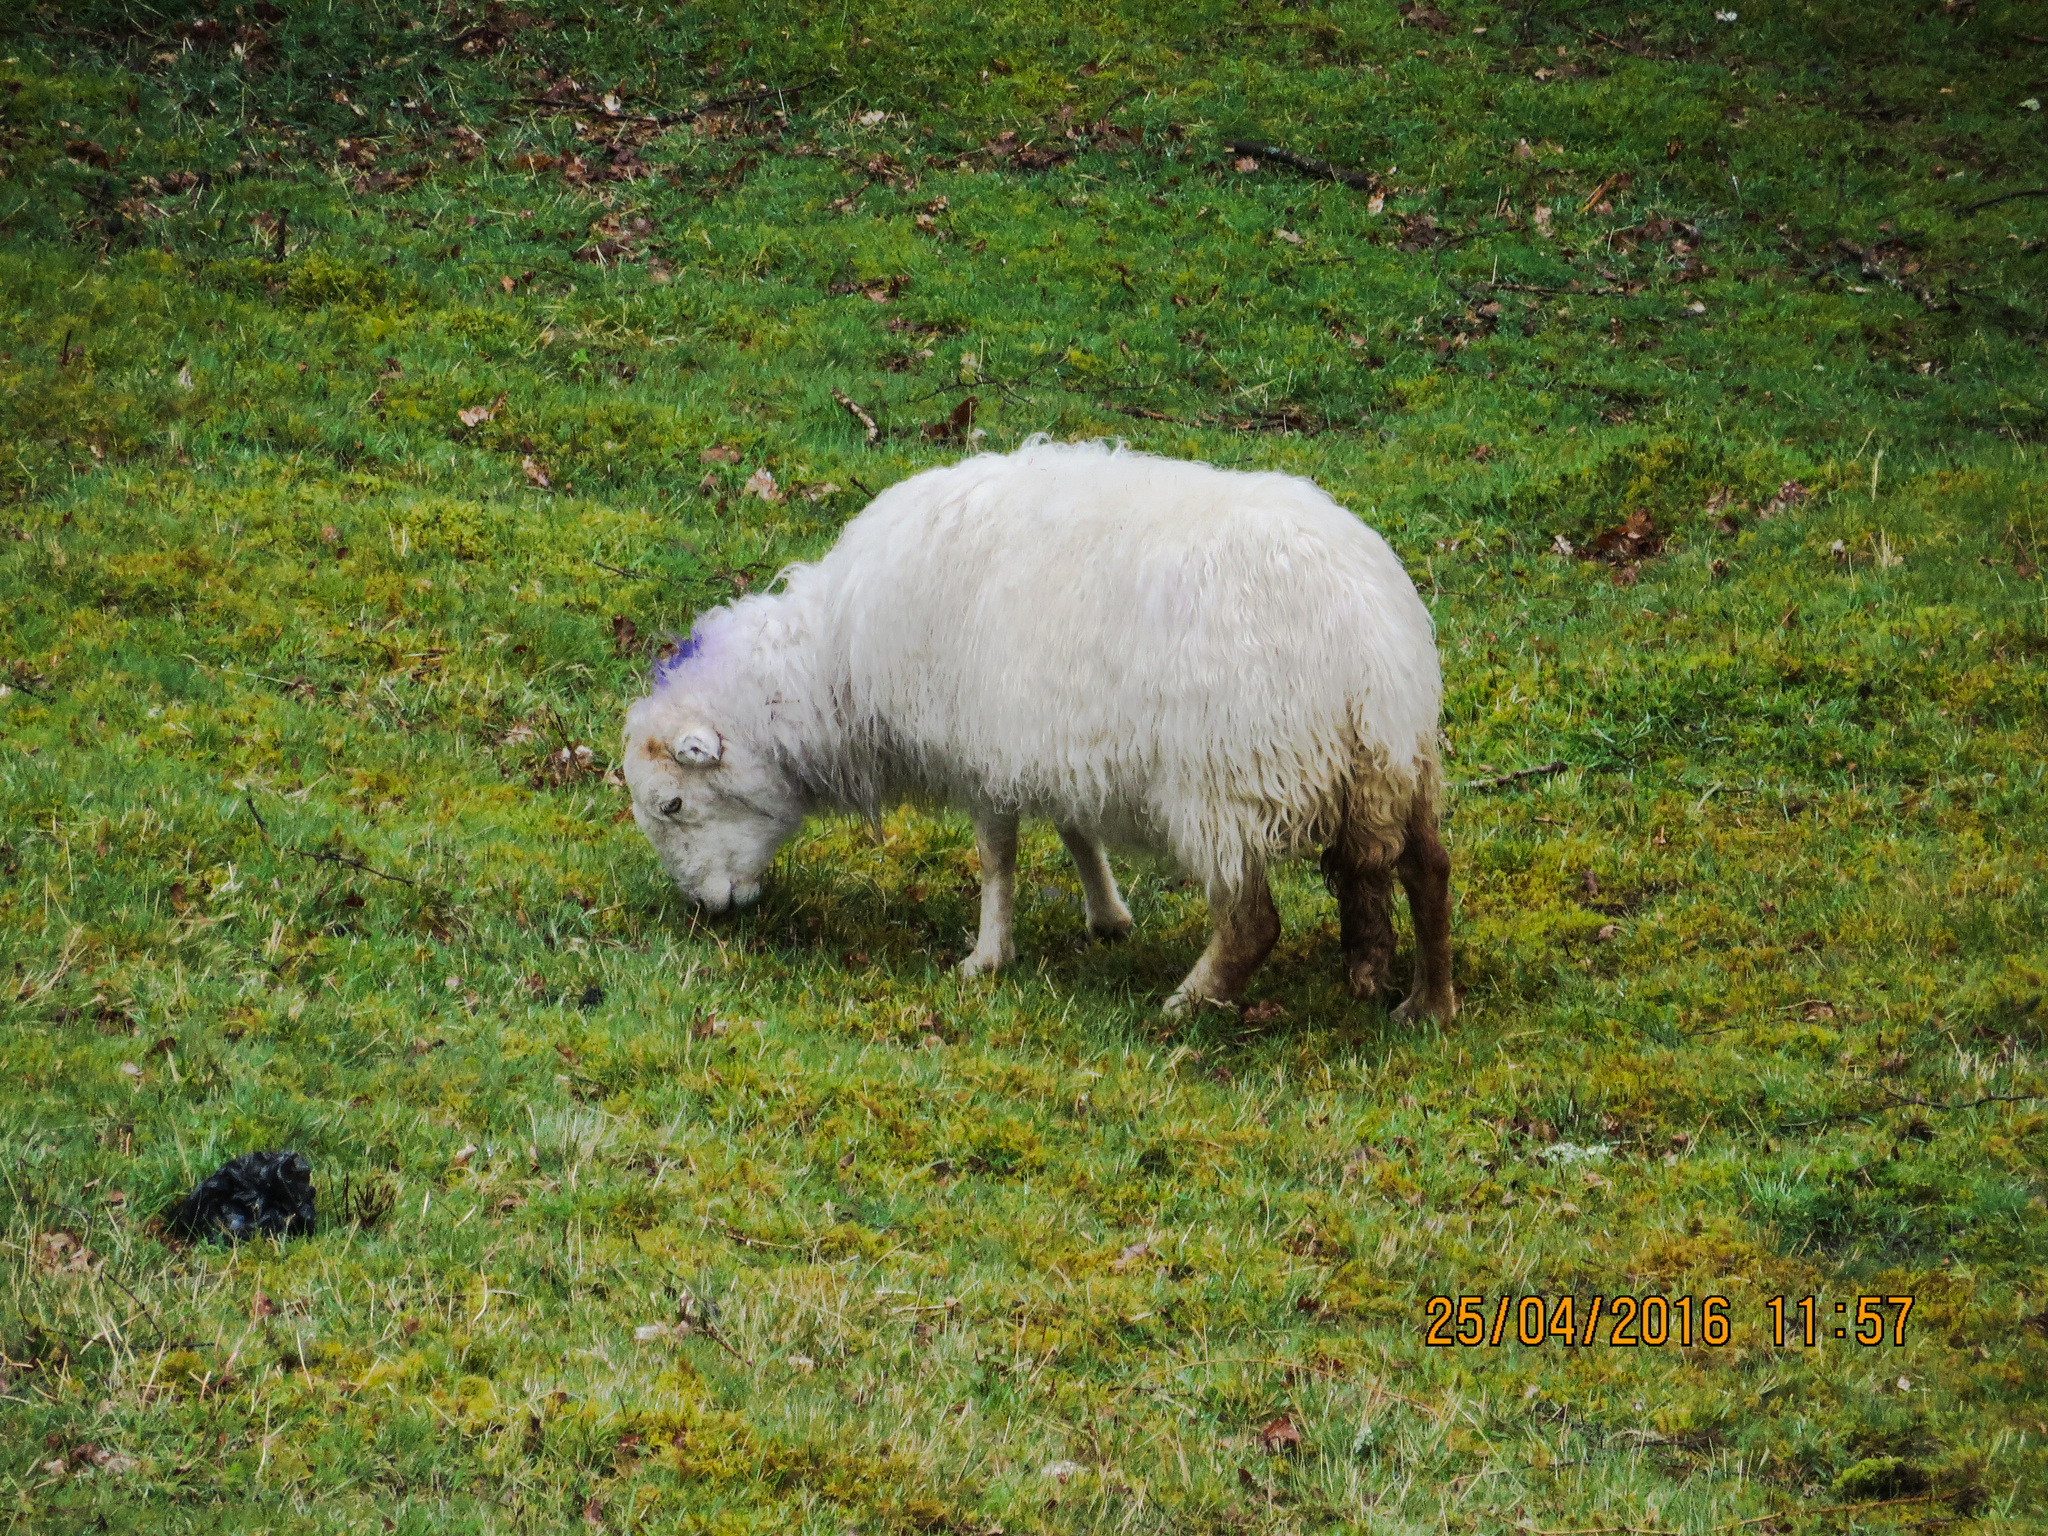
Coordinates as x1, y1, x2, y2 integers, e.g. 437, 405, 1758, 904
1057, 825, 1132, 940
958, 810, 1020, 977
1163, 871, 1280, 1015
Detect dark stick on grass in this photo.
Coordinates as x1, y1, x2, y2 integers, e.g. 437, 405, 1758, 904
1955, 186, 2048, 215
591, 559, 644, 579
243, 795, 416, 886
102, 1267, 179, 1349
1453, 759, 1569, 792
1220, 140, 1379, 191
1883, 1088, 2046, 1111
636, 1238, 755, 1368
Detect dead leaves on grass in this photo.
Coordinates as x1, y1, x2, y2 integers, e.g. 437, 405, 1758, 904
1395, 2, 1455, 34
1584, 509, 1665, 566
34, 1230, 101, 1277
979, 130, 1073, 171
447, 3, 548, 57
457, 391, 506, 429
1258, 1415, 1303, 1453
574, 210, 658, 265
920, 395, 979, 442
829, 272, 910, 304
1552, 510, 1662, 584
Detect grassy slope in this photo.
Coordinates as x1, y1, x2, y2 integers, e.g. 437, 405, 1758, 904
0, 0, 2044, 1530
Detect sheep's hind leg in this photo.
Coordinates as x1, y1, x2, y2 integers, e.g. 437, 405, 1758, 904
1391, 803, 1458, 1023
1163, 871, 1280, 1016
1320, 841, 1397, 1002
959, 810, 1020, 978
1057, 825, 1132, 940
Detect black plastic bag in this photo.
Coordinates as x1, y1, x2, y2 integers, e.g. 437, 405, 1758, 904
165, 1150, 317, 1242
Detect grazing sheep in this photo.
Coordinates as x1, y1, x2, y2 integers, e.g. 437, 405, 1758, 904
623, 437, 1454, 1018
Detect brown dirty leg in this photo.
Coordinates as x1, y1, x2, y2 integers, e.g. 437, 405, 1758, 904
1320, 840, 1397, 1002
1163, 870, 1281, 1015
1392, 801, 1457, 1023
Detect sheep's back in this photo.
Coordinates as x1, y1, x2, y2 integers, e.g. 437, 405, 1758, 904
820, 443, 1440, 874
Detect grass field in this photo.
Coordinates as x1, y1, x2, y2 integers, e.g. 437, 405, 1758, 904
1, 1, 2045, 1531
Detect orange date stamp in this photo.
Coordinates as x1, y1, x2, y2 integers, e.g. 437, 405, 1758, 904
1422, 1295, 1917, 1348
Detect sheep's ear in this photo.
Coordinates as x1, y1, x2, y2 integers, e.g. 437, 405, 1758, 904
671, 728, 723, 767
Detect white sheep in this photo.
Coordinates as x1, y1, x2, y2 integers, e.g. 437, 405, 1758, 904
622, 437, 1454, 1018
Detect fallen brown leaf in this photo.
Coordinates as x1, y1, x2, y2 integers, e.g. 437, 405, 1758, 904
1259, 1416, 1302, 1453
1583, 509, 1663, 565
1398, 2, 1454, 34
522, 455, 551, 489
458, 391, 507, 428
921, 395, 979, 442
35, 1231, 99, 1275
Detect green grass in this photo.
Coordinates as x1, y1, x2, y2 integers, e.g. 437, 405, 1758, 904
1, 0, 2045, 1531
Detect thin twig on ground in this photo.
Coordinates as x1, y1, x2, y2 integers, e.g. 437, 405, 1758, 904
831, 387, 880, 443
1221, 139, 1378, 191
704, 1217, 802, 1251
1956, 186, 2048, 216
243, 795, 416, 886
1453, 759, 1569, 792
1883, 1088, 2045, 1111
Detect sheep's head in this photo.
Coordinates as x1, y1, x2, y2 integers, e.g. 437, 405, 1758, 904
622, 695, 804, 913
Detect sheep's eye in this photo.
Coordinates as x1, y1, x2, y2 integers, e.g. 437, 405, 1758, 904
660, 796, 684, 817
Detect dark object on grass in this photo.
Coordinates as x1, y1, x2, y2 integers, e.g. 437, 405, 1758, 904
165, 1151, 316, 1242
579, 984, 604, 1008
1221, 139, 1379, 191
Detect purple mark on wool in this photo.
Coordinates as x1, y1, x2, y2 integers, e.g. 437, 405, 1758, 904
652, 630, 705, 689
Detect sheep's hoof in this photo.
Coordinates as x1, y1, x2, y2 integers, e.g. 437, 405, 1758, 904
957, 947, 1012, 979
1089, 913, 1134, 942
1391, 989, 1457, 1024
1162, 989, 1234, 1018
